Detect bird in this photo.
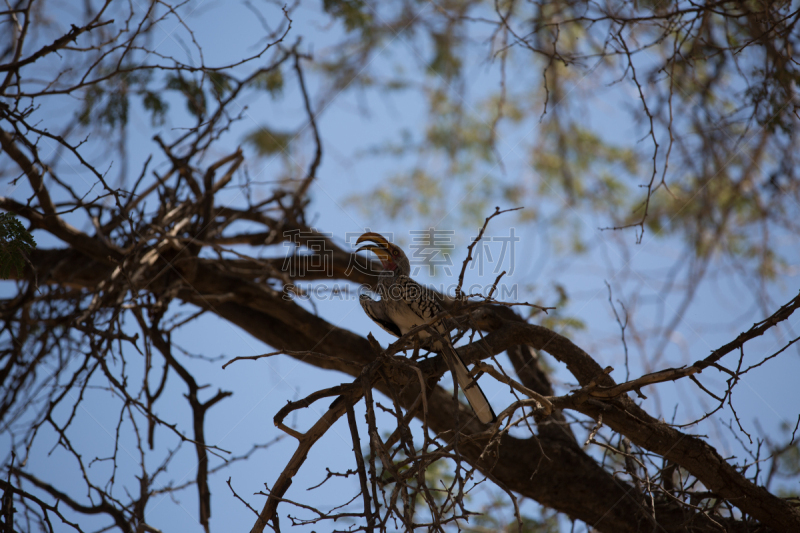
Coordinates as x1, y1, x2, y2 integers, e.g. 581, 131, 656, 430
355, 232, 496, 424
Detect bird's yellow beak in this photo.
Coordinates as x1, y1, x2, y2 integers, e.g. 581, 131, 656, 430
355, 243, 391, 263
356, 232, 391, 249
356, 232, 401, 270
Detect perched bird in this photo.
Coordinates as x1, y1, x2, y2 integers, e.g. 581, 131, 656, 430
356, 232, 496, 424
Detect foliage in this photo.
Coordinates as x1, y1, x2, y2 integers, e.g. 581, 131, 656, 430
244, 127, 293, 157
166, 75, 207, 117
0, 213, 35, 279
323, 0, 372, 32
252, 68, 284, 96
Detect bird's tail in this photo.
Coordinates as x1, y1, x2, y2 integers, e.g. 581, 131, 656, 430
440, 342, 496, 424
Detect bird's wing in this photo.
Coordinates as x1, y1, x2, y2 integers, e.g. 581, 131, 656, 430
394, 275, 496, 424
394, 275, 447, 330
360, 294, 402, 337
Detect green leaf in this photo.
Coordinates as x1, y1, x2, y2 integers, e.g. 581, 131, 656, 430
0, 212, 36, 279
77, 85, 128, 127
323, 0, 372, 32
166, 75, 207, 117
245, 127, 293, 156
78, 85, 102, 126
208, 72, 232, 97
428, 32, 462, 78
103, 90, 129, 127
253, 69, 284, 96
142, 91, 169, 126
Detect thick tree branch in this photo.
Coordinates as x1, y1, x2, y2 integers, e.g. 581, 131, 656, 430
16, 246, 798, 530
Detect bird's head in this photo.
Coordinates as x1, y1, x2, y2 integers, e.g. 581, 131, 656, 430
356, 232, 410, 276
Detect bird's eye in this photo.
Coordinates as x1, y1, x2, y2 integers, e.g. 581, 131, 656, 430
392, 250, 399, 256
